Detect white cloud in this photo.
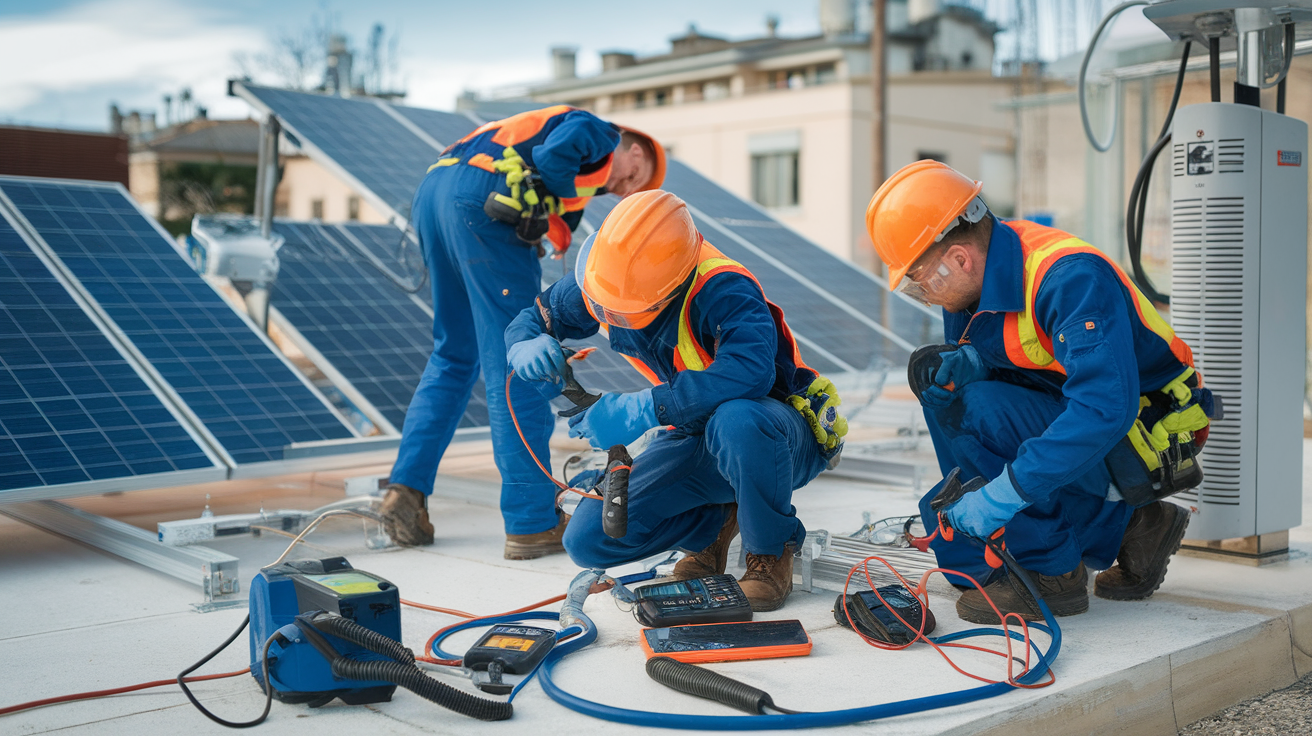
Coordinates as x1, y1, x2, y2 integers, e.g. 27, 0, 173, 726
0, 0, 263, 125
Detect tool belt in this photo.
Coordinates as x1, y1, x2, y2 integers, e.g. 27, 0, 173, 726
1104, 367, 1222, 507
786, 376, 849, 468
478, 146, 564, 246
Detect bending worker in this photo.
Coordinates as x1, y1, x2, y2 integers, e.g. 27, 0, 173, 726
504, 191, 847, 611
380, 106, 664, 558
867, 161, 1214, 624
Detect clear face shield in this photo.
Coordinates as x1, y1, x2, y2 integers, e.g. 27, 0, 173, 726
897, 198, 989, 306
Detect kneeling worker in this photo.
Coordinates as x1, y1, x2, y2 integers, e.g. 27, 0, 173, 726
867, 161, 1213, 624
504, 191, 847, 611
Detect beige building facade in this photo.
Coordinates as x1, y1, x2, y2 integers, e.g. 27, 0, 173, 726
495, 2, 1018, 270
275, 155, 389, 224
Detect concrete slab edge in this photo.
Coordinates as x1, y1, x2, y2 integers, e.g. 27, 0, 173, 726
955, 611, 1308, 736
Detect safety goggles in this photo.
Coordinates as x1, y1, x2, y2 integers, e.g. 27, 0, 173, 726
898, 251, 954, 304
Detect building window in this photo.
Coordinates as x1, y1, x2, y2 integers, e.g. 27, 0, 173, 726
653, 88, 669, 106
917, 151, 948, 164
311, 198, 324, 220
347, 196, 360, 221
751, 151, 799, 209
702, 79, 730, 101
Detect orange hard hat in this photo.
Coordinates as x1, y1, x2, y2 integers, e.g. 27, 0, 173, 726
580, 190, 699, 329
618, 126, 667, 193
866, 160, 984, 289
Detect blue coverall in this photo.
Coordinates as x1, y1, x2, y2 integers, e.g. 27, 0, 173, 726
505, 271, 829, 567
921, 216, 1191, 583
391, 110, 621, 535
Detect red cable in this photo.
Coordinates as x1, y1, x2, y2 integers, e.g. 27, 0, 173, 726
840, 556, 1055, 689
0, 669, 250, 717
505, 369, 603, 501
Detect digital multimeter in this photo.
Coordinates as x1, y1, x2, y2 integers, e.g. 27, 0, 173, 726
634, 574, 753, 627
463, 625, 556, 695
833, 584, 936, 645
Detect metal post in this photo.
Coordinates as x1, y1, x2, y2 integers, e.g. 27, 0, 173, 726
258, 116, 281, 239
871, 0, 891, 327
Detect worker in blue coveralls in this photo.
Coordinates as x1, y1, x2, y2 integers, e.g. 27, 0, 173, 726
866, 161, 1214, 624
504, 191, 849, 611
380, 106, 665, 559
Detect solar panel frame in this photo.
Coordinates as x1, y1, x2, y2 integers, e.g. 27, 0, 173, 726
0, 176, 364, 472
0, 202, 227, 503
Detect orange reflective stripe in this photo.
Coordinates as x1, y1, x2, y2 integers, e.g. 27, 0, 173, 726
623, 355, 663, 386
559, 196, 589, 213
467, 153, 497, 172
1000, 220, 1193, 376
673, 243, 813, 376
575, 157, 612, 189
489, 105, 575, 146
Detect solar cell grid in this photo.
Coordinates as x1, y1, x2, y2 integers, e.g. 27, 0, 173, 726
0, 216, 216, 493
0, 178, 354, 464
239, 85, 440, 217
392, 106, 480, 149
271, 221, 489, 429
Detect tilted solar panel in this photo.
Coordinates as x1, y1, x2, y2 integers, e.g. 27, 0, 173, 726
271, 221, 490, 431
0, 211, 223, 498
0, 178, 356, 465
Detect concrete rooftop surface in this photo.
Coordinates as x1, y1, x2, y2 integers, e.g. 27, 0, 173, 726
1, 430, 1310, 736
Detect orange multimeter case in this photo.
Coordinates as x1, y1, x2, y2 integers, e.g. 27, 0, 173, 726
638, 619, 812, 664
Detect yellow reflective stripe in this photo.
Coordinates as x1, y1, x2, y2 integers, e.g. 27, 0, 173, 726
675, 256, 740, 371
1013, 238, 1082, 369
428, 157, 460, 172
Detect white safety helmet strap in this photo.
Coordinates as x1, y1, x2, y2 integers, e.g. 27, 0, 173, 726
933, 197, 989, 244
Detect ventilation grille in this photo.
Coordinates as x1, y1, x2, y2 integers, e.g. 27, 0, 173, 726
1172, 143, 1185, 177
1217, 138, 1245, 174
1171, 196, 1246, 506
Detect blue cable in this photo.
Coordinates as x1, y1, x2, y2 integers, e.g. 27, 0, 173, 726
533, 601, 1061, 729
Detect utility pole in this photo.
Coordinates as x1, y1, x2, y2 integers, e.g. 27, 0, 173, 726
871, 0, 887, 191
871, 0, 891, 334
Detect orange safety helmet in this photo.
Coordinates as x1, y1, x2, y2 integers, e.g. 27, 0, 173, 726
617, 126, 667, 193
865, 160, 984, 289
579, 190, 699, 329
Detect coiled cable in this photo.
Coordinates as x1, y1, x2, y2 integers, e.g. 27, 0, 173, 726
328, 658, 511, 721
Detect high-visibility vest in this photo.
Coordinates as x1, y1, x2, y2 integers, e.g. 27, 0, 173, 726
621, 242, 814, 384
430, 105, 611, 214
995, 220, 1195, 375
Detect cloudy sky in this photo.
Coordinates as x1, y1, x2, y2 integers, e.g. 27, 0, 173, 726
0, 0, 1163, 132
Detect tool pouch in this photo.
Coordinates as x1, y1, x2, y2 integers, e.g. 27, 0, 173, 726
907, 343, 959, 402
482, 146, 557, 245
1104, 368, 1220, 507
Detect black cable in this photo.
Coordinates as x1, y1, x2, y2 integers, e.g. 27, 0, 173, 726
1209, 37, 1221, 102
645, 656, 803, 715
1124, 41, 1190, 306
177, 615, 277, 729
307, 614, 512, 721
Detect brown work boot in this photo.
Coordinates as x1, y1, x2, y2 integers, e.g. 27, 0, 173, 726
1095, 500, 1191, 601
956, 564, 1088, 624
738, 546, 795, 612
672, 504, 739, 580
504, 513, 570, 560
379, 483, 434, 546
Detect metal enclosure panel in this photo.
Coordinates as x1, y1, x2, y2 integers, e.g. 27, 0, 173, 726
1171, 102, 1261, 540
1256, 111, 1307, 535
1171, 102, 1307, 540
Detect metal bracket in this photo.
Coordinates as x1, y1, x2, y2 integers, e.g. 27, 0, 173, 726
0, 501, 242, 612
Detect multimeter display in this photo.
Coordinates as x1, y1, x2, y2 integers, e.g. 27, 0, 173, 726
634, 574, 753, 627
640, 619, 812, 663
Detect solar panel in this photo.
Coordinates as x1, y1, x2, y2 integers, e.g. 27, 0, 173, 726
270, 221, 489, 430
230, 86, 937, 388
0, 178, 356, 465
0, 211, 222, 498
233, 83, 476, 220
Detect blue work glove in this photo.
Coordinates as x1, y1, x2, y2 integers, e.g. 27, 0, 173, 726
507, 334, 566, 383
943, 471, 1029, 540
922, 344, 988, 408
568, 389, 657, 449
